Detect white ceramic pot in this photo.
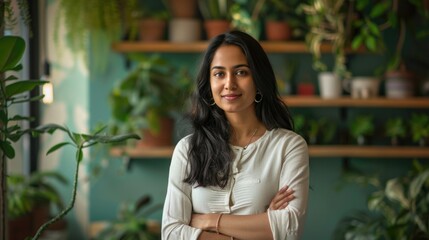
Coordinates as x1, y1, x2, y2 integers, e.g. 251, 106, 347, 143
343, 77, 380, 99
318, 72, 342, 99
169, 18, 201, 42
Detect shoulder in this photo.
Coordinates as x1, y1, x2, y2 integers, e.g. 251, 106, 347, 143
269, 128, 306, 146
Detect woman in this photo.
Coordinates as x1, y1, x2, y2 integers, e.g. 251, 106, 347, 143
162, 30, 309, 240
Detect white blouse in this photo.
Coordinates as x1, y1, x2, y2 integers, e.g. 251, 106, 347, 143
162, 128, 309, 240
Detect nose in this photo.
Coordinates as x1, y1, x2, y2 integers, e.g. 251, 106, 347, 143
224, 73, 237, 90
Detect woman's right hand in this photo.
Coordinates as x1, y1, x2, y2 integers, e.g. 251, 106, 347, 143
268, 185, 295, 210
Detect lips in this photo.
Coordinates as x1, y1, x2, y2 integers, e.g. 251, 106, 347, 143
222, 93, 242, 101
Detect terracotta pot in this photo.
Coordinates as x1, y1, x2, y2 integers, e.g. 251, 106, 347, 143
265, 21, 292, 41
168, 0, 197, 18
8, 214, 33, 240
204, 20, 230, 39
139, 19, 166, 42
137, 117, 174, 147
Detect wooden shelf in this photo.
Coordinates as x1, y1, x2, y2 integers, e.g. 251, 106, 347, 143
283, 96, 429, 108
110, 145, 429, 159
110, 146, 174, 158
112, 41, 365, 53
309, 146, 429, 158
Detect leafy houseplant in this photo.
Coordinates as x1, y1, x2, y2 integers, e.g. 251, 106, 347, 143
263, 0, 303, 41
298, 0, 354, 80
0, 35, 139, 240
94, 195, 162, 240
7, 171, 66, 220
335, 160, 429, 240
409, 113, 429, 146
56, 0, 140, 71
198, 0, 234, 39
348, 115, 375, 145
385, 117, 407, 146
230, 0, 266, 39
7, 171, 67, 239
109, 54, 193, 147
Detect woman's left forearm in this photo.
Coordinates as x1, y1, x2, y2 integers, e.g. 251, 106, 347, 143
192, 213, 273, 240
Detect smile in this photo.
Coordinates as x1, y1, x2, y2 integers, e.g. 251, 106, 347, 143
222, 94, 242, 101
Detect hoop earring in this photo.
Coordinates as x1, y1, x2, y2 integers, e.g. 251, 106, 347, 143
254, 91, 263, 103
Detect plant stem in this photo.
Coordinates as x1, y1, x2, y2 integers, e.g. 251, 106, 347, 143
31, 152, 81, 240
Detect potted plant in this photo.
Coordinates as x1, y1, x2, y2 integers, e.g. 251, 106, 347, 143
7, 171, 68, 239
298, 0, 354, 82
385, 117, 407, 146
109, 54, 193, 147
56, 0, 140, 71
93, 195, 162, 240
136, 2, 170, 42
352, 0, 429, 98
263, 0, 302, 41
306, 117, 337, 145
348, 114, 375, 145
409, 113, 429, 146
230, 0, 266, 39
335, 160, 429, 240
198, 0, 234, 39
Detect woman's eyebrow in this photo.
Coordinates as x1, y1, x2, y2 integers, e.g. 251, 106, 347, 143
211, 64, 249, 70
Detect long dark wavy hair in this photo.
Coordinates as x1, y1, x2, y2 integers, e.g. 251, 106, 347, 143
184, 30, 294, 188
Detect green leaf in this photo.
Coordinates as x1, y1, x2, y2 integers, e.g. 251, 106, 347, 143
0, 36, 26, 72
33, 123, 68, 135
5, 80, 48, 99
370, 2, 390, 18
0, 140, 15, 158
385, 178, 410, 209
409, 170, 429, 199
365, 37, 377, 52
47, 142, 72, 155
351, 35, 363, 50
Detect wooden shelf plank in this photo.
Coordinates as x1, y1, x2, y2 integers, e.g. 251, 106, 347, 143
110, 146, 174, 158
283, 96, 429, 108
110, 145, 429, 158
111, 41, 363, 53
309, 146, 429, 158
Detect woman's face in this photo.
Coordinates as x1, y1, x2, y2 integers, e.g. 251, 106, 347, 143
209, 45, 257, 114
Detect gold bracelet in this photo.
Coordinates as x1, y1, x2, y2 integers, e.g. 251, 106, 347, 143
216, 213, 223, 234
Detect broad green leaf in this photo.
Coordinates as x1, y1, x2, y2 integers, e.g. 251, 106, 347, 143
5, 80, 48, 99
409, 170, 429, 199
5, 75, 18, 81
9, 115, 34, 121
0, 36, 26, 72
385, 178, 410, 209
47, 142, 72, 155
365, 37, 377, 52
351, 35, 363, 50
0, 140, 15, 158
370, 2, 390, 18
10, 94, 45, 105
97, 133, 140, 143
0, 110, 7, 123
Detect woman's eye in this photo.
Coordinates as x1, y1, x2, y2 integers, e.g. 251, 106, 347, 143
236, 70, 248, 76
213, 72, 225, 78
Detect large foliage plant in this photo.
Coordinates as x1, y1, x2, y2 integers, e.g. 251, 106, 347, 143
335, 160, 429, 240
0, 35, 138, 240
